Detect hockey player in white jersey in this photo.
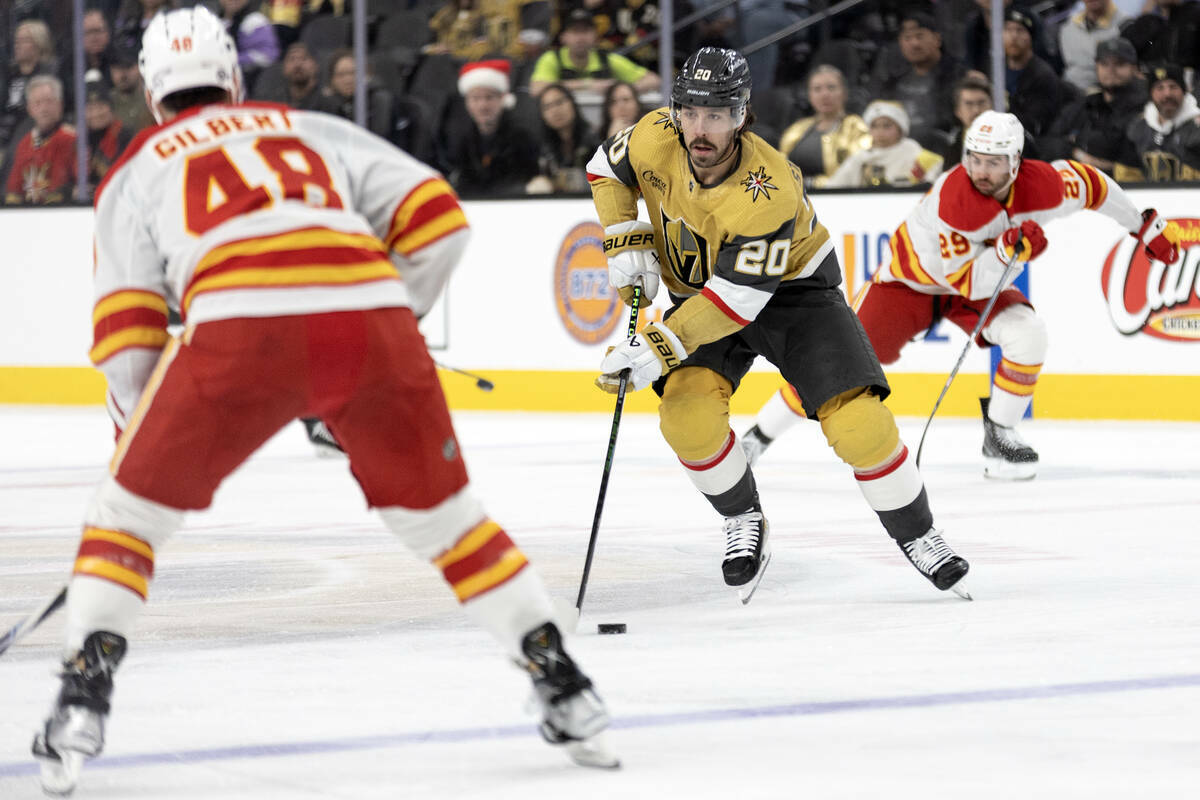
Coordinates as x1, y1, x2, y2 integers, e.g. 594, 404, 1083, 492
31, 8, 616, 795
742, 111, 1181, 479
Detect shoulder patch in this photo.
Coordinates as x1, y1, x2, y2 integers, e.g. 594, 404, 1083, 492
1006, 159, 1065, 215
937, 166, 1002, 232
740, 165, 778, 202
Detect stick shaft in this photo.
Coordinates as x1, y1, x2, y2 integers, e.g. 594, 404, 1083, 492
575, 287, 643, 613
0, 586, 67, 658
915, 240, 1025, 468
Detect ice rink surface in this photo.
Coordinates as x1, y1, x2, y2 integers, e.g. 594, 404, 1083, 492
1, 405, 1197, 798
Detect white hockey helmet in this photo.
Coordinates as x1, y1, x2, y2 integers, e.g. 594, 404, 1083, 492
963, 110, 1024, 182
139, 6, 242, 122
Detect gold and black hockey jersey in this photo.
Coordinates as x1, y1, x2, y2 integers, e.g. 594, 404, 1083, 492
586, 108, 840, 352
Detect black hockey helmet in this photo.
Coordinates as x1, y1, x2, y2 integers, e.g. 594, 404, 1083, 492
671, 47, 751, 112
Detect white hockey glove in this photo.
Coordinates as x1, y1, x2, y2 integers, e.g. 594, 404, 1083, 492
603, 221, 660, 306
596, 322, 685, 393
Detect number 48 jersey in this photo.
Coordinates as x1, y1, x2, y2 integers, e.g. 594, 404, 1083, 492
92, 102, 467, 428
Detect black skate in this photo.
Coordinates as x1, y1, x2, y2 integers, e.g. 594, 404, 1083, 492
898, 528, 971, 600
521, 622, 618, 769
980, 398, 1037, 480
32, 631, 127, 796
722, 510, 771, 604
302, 417, 344, 458
739, 424, 773, 468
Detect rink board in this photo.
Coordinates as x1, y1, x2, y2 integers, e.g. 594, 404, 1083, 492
1, 186, 1197, 419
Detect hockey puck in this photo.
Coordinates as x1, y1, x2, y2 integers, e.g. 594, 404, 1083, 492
597, 623, 627, 635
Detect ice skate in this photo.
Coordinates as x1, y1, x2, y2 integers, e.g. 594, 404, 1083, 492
739, 424, 773, 468
32, 632, 127, 796
898, 528, 971, 599
980, 398, 1037, 480
722, 510, 771, 604
521, 622, 619, 769
302, 418, 345, 458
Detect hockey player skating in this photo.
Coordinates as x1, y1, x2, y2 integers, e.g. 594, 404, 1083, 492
32, 8, 615, 795
742, 110, 1181, 480
587, 47, 970, 604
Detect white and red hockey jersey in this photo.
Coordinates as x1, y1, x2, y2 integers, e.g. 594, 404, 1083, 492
876, 158, 1143, 300
90, 102, 468, 429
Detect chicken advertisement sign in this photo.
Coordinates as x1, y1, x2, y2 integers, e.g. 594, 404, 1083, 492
1101, 217, 1200, 341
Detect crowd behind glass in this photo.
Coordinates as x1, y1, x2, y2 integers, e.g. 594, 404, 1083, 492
1, 0, 1197, 206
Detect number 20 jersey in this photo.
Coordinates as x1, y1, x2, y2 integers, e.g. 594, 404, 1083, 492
91, 101, 467, 426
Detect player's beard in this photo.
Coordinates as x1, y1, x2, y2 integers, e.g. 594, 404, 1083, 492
688, 136, 736, 170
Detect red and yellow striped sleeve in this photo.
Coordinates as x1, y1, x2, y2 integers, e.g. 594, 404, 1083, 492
181, 226, 398, 314
885, 222, 939, 287
946, 259, 974, 298
433, 518, 529, 603
385, 177, 469, 257
90, 289, 170, 365
1066, 159, 1108, 210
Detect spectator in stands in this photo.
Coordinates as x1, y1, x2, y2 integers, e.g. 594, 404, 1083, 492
2, 19, 56, 168
939, 75, 993, 167
868, 11, 965, 152
526, 82, 598, 193
825, 100, 944, 188
442, 59, 539, 195
599, 80, 646, 137
219, 0, 281, 91
263, 0, 305, 50
963, 0, 1060, 76
1123, 63, 1200, 181
76, 10, 115, 87
317, 49, 393, 140
108, 46, 155, 136
114, 0, 177, 55
1059, 0, 1128, 94
778, 64, 870, 188
528, 9, 659, 97
1123, 0, 1200, 76
1043, 37, 1144, 175
254, 41, 323, 109
590, 0, 668, 69
82, 74, 132, 196
3, 75, 76, 206
427, 0, 490, 61
426, 0, 552, 61
1002, 7, 1068, 138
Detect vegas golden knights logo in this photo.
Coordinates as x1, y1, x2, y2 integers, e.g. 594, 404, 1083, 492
659, 208, 710, 291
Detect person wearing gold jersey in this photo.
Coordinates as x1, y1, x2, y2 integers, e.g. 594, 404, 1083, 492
586, 47, 971, 602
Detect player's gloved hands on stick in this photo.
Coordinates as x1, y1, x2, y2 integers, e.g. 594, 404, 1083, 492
596, 322, 685, 393
604, 220, 660, 306
995, 220, 1047, 262
1134, 209, 1180, 264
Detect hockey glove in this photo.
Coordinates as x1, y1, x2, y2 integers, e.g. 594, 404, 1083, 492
995, 220, 1047, 262
596, 322, 685, 393
1134, 209, 1180, 264
604, 221, 661, 306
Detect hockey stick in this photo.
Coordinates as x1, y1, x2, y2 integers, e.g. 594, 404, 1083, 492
0, 586, 67, 658
572, 285, 644, 628
915, 236, 1025, 468
434, 361, 495, 392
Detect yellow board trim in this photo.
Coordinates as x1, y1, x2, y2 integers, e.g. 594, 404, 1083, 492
4, 367, 1200, 421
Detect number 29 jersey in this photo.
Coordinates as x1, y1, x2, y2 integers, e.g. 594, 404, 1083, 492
91, 101, 468, 426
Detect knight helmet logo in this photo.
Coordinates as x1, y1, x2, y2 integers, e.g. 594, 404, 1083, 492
659, 209, 710, 290
1100, 217, 1200, 341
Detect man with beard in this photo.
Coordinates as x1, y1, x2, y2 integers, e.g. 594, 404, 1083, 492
1122, 63, 1200, 181
738, 111, 1181, 481
587, 47, 972, 602
1042, 37, 1146, 175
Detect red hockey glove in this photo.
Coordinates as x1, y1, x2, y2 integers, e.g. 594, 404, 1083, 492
1134, 209, 1180, 264
996, 220, 1048, 262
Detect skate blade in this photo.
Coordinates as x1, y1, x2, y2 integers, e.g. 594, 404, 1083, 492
950, 582, 973, 601
37, 749, 83, 797
737, 550, 772, 606
565, 732, 621, 769
983, 457, 1037, 481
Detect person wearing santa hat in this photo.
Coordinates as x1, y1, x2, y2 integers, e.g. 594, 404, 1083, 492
441, 59, 540, 196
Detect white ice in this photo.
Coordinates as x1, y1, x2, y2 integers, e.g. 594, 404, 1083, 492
1, 405, 1198, 799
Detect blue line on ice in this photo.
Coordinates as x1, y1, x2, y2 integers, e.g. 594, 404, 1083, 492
2, 672, 1197, 778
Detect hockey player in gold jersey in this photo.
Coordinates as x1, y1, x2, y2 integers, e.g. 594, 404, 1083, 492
587, 47, 971, 602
